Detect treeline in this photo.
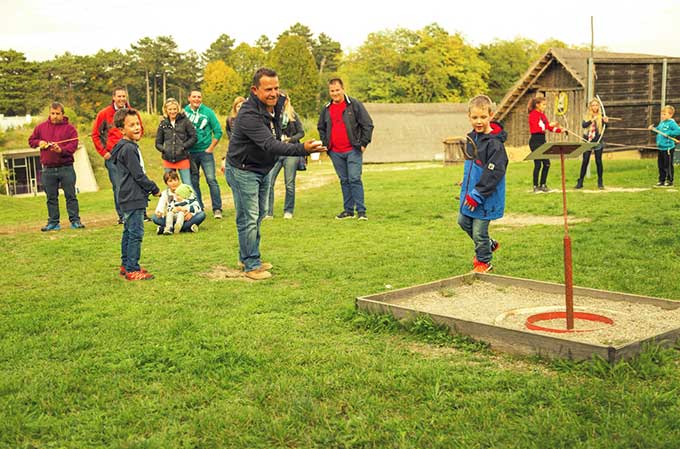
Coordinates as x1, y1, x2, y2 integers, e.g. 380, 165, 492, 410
0, 22, 590, 120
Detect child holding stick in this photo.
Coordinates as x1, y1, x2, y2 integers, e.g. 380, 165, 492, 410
527, 96, 561, 192
649, 105, 680, 186
575, 98, 609, 189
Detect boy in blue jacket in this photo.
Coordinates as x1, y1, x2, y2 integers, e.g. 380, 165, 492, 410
110, 108, 161, 280
649, 105, 680, 186
458, 95, 508, 273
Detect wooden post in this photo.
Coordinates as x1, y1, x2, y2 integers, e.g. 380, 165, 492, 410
560, 151, 575, 329
661, 59, 668, 108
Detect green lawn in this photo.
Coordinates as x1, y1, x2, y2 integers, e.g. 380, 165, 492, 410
1, 150, 679, 448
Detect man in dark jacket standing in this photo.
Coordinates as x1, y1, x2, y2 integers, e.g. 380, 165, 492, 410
29, 102, 85, 231
317, 78, 374, 220
226, 68, 325, 280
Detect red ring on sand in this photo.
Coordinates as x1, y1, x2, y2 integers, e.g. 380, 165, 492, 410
525, 311, 614, 333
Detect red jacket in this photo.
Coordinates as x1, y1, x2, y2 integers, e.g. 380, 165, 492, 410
528, 109, 561, 134
28, 117, 79, 167
91, 102, 144, 157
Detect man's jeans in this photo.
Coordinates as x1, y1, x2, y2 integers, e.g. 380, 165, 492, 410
266, 156, 298, 216
328, 149, 365, 213
189, 151, 222, 212
121, 208, 145, 272
457, 213, 492, 263
151, 210, 206, 231
224, 164, 268, 272
105, 158, 123, 220
41, 165, 80, 225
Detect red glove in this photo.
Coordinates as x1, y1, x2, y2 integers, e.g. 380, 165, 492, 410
464, 194, 479, 211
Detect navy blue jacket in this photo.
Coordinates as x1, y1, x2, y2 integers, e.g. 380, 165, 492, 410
317, 95, 374, 150
227, 93, 308, 175
459, 122, 508, 220
110, 139, 160, 212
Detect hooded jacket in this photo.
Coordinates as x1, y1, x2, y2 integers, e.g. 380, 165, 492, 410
317, 94, 374, 150
227, 93, 308, 175
110, 138, 160, 211
28, 116, 78, 167
92, 102, 144, 157
459, 122, 508, 220
155, 112, 197, 162
654, 119, 680, 151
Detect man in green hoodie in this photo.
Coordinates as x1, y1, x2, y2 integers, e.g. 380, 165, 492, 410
184, 90, 223, 219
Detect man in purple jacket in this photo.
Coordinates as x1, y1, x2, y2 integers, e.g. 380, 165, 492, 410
28, 102, 85, 231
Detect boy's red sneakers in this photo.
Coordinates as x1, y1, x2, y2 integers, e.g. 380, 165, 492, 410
472, 257, 493, 273
120, 266, 149, 276
125, 270, 155, 281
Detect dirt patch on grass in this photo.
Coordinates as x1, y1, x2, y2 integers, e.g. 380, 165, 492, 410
396, 281, 680, 347
202, 265, 248, 281
496, 213, 590, 228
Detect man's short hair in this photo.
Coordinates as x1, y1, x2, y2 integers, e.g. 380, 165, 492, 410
189, 89, 202, 96
50, 102, 65, 112
112, 87, 127, 96
662, 105, 675, 116
113, 108, 138, 128
328, 78, 344, 88
163, 170, 180, 183
252, 68, 277, 87
468, 95, 496, 114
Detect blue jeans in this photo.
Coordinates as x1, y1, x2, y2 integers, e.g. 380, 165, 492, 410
328, 149, 365, 213
164, 167, 191, 185
189, 151, 222, 211
266, 156, 298, 215
41, 165, 80, 225
457, 214, 492, 263
151, 210, 206, 231
121, 209, 145, 272
105, 158, 123, 220
224, 164, 268, 272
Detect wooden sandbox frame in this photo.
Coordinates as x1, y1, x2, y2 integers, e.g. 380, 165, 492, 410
356, 273, 680, 363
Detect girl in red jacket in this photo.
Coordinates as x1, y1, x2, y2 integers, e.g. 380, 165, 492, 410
527, 97, 561, 192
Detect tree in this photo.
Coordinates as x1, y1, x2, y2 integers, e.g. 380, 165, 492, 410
203, 34, 235, 64
313, 33, 342, 75
479, 38, 538, 102
255, 35, 273, 52
0, 50, 42, 115
277, 23, 314, 50
267, 35, 319, 117
342, 24, 488, 103
129, 36, 182, 114
228, 43, 267, 95
202, 61, 243, 115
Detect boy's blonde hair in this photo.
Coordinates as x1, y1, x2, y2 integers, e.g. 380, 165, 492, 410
662, 105, 675, 116
468, 95, 495, 114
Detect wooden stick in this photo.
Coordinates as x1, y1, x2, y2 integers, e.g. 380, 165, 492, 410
651, 127, 680, 143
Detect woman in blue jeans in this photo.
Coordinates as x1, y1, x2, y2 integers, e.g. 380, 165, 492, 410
265, 95, 304, 219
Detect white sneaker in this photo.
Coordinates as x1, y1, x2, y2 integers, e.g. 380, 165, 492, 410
214, 209, 223, 219
283, 212, 293, 219
163, 227, 172, 235
190, 224, 199, 233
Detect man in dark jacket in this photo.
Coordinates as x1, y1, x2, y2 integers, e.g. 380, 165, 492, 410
226, 67, 325, 280
28, 102, 85, 231
317, 78, 374, 220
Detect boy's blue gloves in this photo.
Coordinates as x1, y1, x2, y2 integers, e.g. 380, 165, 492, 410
464, 189, 484, 211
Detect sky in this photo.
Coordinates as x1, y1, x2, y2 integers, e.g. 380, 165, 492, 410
2, 0, 679, 61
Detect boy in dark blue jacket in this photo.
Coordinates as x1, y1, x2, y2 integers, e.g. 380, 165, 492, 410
110, 108, 161, 281
458, 95, 508, 273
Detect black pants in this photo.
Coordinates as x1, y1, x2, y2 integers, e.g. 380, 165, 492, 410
529, 134, 549, 186
658, 149, 675, 183
578, 144, 604, 183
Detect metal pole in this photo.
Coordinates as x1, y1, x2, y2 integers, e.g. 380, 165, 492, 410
661, 58, 668, 108
561, 151, 575, 329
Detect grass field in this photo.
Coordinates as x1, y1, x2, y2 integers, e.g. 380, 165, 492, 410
1, 143, 680, 448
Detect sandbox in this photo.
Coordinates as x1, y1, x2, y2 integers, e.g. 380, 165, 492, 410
356, 273, 680, 362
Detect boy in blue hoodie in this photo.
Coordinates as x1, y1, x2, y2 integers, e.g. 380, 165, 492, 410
110, 108, 161, 280
649, 105, 680, 186
458, 95, 508, 273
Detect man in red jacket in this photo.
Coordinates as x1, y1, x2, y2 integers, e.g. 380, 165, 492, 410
92, 87, 145, 224
29, 102, 85, 231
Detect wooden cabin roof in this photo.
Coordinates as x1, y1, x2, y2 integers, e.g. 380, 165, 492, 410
496, 48, 680, 121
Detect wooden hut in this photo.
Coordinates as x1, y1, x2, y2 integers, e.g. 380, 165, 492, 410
496, 48, 680, 153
